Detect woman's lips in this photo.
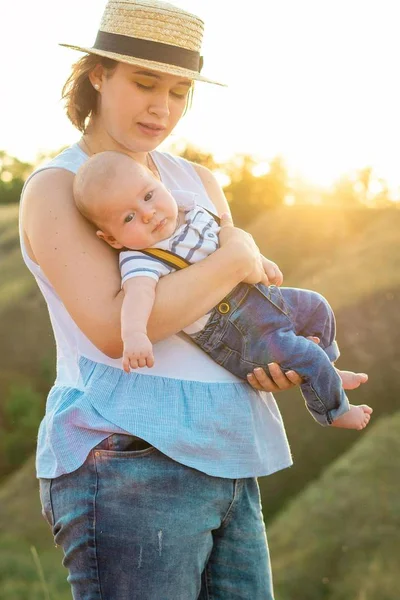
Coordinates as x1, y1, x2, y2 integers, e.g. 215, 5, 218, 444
137, 123, 166, 137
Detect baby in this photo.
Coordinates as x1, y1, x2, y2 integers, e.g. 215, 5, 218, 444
74, 151, 372, 431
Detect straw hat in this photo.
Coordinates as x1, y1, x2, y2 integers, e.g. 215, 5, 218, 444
60, 0, 225, 86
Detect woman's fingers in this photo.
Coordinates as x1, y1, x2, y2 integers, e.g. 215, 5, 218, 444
247, 363, 303, 392
285, 369, 303, 385
247, 371, 279, 392
219, 212, 234, 228
267, 363, 296, 389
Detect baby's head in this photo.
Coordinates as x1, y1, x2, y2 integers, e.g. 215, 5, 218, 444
74, 151, 179, 250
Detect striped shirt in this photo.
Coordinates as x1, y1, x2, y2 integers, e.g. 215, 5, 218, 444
120, 190, 220, 286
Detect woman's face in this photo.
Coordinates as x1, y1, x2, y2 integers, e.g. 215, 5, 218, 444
91, 62, 192, 154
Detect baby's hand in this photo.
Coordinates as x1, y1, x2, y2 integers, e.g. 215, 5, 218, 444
261, 256, 283, 286
122, 333, 155, 373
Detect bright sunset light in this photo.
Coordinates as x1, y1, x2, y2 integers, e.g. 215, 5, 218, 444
1, 0, 400, 189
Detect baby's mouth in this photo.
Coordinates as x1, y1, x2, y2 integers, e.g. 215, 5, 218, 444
153, 218, 166, 233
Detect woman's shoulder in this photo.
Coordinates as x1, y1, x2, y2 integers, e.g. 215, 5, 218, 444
153, 149, 194, 171
153, 150, 213, 180
153, 150, 213, 190
22, 144, 86, 205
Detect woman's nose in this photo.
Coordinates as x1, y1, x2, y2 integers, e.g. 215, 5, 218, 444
148, 92, 170, 119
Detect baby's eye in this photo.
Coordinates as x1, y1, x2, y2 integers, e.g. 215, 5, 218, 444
144, 191, 153, 202
124, 213, 135, 223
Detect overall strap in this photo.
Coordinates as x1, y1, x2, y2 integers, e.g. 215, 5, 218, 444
141, 245, 231, 316
140, 248, 191, 270
141, 207, 220, 269
203, 206, 221, 225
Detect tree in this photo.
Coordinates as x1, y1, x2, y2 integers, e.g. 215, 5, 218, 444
224, 154, 288, 227
0, 151, 33, 205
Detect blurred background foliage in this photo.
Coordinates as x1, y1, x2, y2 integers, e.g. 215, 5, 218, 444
0, 143, 399, 599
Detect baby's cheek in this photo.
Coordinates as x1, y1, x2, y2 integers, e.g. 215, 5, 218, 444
129, 230, 153, 250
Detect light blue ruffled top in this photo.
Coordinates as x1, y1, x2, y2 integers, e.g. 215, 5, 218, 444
20, 145, 292, 479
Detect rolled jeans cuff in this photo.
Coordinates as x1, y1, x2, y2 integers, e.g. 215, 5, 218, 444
324, 340, 340, 363
327, 394, 351, 425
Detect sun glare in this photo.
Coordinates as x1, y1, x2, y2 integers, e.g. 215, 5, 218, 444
252, 163, 271, 178
2, 0, 400, 190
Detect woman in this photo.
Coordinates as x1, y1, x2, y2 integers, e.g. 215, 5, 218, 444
20, 1, 305, 598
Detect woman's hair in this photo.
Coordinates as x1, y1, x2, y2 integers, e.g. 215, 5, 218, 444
62, 54, 194, 133
62, 55, 118, 132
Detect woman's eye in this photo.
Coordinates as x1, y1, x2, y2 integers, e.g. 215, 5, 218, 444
136, 83, 153, 91
170, 88, 188, 99
124, 213, 135, 223
144, 191, 153, 202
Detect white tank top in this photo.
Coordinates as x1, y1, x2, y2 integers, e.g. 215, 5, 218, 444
20, 144, 242, 386
19, 143, 292, 480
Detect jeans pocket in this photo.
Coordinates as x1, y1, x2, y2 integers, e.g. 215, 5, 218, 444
39, 479, 54, 528
255, 284, 292, 317
95, 433, 155, 455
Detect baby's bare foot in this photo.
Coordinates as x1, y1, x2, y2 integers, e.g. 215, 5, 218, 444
336, 369, 368, 390
332, 404, 373, 430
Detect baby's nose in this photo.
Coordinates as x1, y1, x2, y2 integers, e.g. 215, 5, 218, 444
141, 209, 155, 224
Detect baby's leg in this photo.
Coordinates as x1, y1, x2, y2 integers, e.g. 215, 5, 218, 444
279, 288, 339, 361
265, 333, 371, 429
252, 325, 349, 425
282, 287, 369, 392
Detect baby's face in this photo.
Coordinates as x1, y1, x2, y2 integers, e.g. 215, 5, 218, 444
97, 166, 179, 250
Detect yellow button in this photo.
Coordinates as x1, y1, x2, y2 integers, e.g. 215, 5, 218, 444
218, 302, 230, 314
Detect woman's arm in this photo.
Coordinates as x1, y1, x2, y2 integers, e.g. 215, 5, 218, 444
22, 168, 261, 358
192, 162, 304, 392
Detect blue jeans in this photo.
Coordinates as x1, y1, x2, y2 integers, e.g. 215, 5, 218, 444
39, 433, 274, 599
191, 285, 349, 426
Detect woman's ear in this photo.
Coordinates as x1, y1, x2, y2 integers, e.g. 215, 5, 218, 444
88, 63, 105, 91
96, 230, 123, 249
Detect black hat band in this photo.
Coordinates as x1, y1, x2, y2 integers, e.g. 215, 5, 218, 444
94, 31, 203, 72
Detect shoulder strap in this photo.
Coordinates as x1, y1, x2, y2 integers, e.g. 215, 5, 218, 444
140, 248, 190, 270
140, 206, 220, 270
141, 242, 231, 313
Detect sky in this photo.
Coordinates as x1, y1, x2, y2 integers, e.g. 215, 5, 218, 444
1, 0, 400, 188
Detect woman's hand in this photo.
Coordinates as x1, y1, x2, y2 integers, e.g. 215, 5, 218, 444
261, 255, 283, 286
247, 337, 321, 392
218, 213, 269, 286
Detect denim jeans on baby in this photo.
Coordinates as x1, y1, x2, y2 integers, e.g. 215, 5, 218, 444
190, 284, 350, 425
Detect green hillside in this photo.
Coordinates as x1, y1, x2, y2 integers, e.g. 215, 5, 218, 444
252, 207, 400, 519
0, 205, 54, 481
268, 411, 400, 600
0, 457, 70, 599
0, 203, 398, 596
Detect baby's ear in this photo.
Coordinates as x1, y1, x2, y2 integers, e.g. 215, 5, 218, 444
96, 230, 123, 249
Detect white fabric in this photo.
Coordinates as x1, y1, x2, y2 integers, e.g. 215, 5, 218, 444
19, 144, 242, 383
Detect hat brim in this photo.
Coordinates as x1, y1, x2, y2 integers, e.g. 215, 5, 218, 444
59, 44, 226, 87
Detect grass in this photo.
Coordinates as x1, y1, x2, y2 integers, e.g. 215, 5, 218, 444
0, 458, 70, 598
251, 206, 400, 312
0, 203, 399, 597
268, 412, 400, 600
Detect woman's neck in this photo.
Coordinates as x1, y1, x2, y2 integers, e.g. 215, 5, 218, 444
81, 124, 161, 180
81, 126, 148, 168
